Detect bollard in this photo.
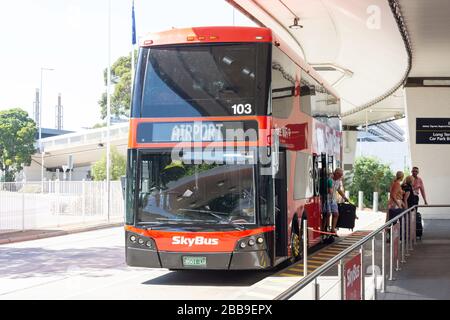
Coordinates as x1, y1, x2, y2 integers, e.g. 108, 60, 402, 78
373, 192, 379, 212
358, 191, 364, 211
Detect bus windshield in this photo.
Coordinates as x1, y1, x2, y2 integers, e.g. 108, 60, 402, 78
137, 43, 270, 117
137, 151, 256, 225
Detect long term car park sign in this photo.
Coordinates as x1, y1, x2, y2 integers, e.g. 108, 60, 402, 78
416, 118, 450, 144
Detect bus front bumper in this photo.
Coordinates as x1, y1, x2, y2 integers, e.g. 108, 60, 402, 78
126, 246, 272, 270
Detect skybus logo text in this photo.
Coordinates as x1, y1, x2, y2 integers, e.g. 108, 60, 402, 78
172, 236, 219, 247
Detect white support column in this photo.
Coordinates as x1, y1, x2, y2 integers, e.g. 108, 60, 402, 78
405, 86, 450, 218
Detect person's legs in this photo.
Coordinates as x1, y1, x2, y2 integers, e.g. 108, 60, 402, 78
331, 211, 339, 234
329, 202, 339, 234
322, 212, 330, 231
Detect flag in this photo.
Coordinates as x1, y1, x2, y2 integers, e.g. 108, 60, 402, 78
132, 0, 137, 45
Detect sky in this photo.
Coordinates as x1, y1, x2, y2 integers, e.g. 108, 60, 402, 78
0, 0, 255, 131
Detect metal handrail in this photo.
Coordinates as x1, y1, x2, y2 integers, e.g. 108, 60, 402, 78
274, 204, 450, 300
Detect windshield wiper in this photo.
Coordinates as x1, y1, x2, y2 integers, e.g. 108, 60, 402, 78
178, 209, 245, 231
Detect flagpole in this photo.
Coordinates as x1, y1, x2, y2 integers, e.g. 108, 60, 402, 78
106, 0, 111, 222
131, 0, 136, 92
131, 46, 135, 90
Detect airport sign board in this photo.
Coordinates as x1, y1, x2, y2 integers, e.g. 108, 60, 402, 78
416, 118, 450, 144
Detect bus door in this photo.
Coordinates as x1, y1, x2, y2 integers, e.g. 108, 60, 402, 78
320, 153, 329, 230
274, 148, 288, 257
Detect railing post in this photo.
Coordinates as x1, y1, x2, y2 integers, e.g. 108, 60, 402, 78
21, 191, 25, 232
401, 216, 406, 263
82, 179, 86, 221
338, 259, 344, 300
372, 237, 377, 300
360, 245, 365, 300
389, 224, 396, 279
313, 278, 320, 300
406, 212, 410, 257
373, 192, 379, 212
409, 209, 414, 251
358, 191, 364, 211
381, 228, 386, 293
303, 220, 308, 277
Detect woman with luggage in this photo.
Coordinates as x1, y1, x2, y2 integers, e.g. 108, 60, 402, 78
326, 168, 349, 236
387, 171, 405, 222
401, 175, 415, 209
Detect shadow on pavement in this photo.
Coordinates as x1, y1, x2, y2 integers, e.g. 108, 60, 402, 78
0, 246, 127, 279
142, 269, 275, 287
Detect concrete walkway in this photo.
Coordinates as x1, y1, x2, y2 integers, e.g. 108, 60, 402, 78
379, 219, 450, 300
0, 222, 123, 245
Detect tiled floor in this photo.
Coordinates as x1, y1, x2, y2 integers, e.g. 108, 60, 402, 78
379, 219, 450, 300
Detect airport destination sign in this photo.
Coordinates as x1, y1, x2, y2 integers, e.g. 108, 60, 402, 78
416, 118, 450, 144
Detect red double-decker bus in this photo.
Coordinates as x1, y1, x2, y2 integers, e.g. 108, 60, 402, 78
125, 26, 342, 270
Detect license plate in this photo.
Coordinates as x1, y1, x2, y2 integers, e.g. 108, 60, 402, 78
182, 256, 207, 267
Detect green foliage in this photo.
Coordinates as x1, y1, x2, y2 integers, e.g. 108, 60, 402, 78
98, 50, 138, 120
91, 146, 126, 181
92, 122, 107, 129
346, 156, 394, 210
0, 108, 37, 182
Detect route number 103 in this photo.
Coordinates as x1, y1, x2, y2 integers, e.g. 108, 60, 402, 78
231, 104, 252, 115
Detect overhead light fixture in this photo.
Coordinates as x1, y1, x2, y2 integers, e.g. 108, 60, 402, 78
289, 17, 303, 29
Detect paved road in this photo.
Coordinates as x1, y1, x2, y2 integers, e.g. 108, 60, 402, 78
0, 227, 273, 300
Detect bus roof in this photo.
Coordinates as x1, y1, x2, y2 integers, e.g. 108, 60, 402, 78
141, 26, 272, 47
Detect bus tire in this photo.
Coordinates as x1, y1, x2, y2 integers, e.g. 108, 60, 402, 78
290, 218, 301, 263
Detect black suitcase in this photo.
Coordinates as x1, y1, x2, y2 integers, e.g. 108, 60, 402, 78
416, 212, 423, 239
337, 203, 357, 230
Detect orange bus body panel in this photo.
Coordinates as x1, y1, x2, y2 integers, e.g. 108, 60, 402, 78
141, 26, 272, 47
125, 225, 274, 253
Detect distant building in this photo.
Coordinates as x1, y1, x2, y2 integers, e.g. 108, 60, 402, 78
356, 121, 410, 172
23, 123, 128, 182
357, 121, 405, 142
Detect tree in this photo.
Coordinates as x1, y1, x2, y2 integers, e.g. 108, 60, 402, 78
98, 50, 138, 120
0, 109, 37, 182
91, 146, 126, 181
346, 156, 394, 210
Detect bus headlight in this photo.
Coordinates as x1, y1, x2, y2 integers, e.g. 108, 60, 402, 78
235, 234, 267, 251
127, 232, 157, 250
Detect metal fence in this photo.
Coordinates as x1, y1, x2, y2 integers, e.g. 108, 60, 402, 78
0, 181, 124, 232
275, 204, 450, 300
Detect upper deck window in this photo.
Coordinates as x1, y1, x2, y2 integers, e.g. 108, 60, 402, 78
135, 43, 270, 118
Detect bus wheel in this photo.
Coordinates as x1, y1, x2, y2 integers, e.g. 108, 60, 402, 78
290, 228, 301, 263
